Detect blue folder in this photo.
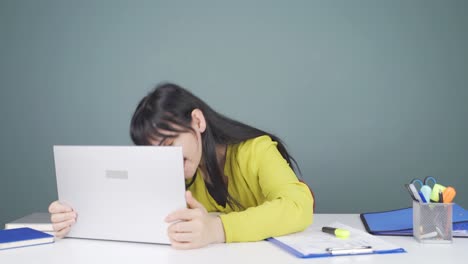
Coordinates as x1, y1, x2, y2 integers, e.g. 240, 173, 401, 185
267, 237, 405, 258
267, 222, 405, 258
360, 203, 468, 237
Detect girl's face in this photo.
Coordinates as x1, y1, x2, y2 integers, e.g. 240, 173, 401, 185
150, 109, 206, 180
162, 129, 202, 180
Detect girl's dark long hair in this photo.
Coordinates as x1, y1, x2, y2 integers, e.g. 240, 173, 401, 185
130, 83, 300, 209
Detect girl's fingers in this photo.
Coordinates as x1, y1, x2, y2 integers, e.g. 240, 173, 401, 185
54, 226, 71, 239
51, 211, 77, 223
48, 201, 73, 214
167, 221, 193, 233
169, 231, 195, 243
52, 218, 76, 232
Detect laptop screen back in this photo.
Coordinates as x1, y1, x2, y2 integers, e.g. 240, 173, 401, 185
53, 146, 186, 244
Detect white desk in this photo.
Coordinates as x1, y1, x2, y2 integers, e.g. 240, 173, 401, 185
1, 214, 466, 264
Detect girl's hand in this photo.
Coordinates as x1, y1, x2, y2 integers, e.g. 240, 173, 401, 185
165, 191, 225, 249
48, 201, 77, 238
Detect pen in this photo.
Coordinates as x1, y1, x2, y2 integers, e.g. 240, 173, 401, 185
409, 183, 424, 203
326, 246, 373, 255
418, 190, 427, 203
322, 226, 350, 239
420, 231, 438, 239
405, 183, 418, 201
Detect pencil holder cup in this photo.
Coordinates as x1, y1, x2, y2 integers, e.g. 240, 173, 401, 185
413, 201, 453, 243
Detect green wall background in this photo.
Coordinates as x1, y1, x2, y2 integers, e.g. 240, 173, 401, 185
1, 0, 467, 227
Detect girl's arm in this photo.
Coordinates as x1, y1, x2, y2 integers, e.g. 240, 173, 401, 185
220, 136, 314, 242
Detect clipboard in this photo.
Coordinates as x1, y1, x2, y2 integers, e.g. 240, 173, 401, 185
360, 203, 468, 237
267, 222, 405, 258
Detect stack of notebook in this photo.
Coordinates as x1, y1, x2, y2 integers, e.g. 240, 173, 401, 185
4, 212, 53, 234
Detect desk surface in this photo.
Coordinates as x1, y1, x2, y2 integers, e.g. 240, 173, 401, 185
1, 214, 466, 264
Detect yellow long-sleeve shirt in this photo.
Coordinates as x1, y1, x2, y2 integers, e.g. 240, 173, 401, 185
187, 135, 314, 242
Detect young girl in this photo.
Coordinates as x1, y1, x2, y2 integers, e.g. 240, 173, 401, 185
49, 83, 314, 249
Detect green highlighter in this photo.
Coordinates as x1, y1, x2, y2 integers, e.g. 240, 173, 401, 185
322, 226, 350, 239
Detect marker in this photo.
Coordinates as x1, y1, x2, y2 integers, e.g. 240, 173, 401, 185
442, 186, 456, 203
322, 226, 350, 239
420, 185, 432, 203
326, 246, 373, 255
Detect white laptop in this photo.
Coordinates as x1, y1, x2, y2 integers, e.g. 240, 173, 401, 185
53, 146, 187, 244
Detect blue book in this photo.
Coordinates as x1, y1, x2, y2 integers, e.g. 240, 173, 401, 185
0, 227, 54, 250
360, 203, 468, 237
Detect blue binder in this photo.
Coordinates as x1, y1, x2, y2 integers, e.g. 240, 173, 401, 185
360, 203, 468, 237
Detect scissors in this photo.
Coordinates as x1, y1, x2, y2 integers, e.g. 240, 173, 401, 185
410, 176, 437, 203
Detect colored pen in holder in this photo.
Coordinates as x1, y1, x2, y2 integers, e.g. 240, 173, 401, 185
430, 184, 446, 202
